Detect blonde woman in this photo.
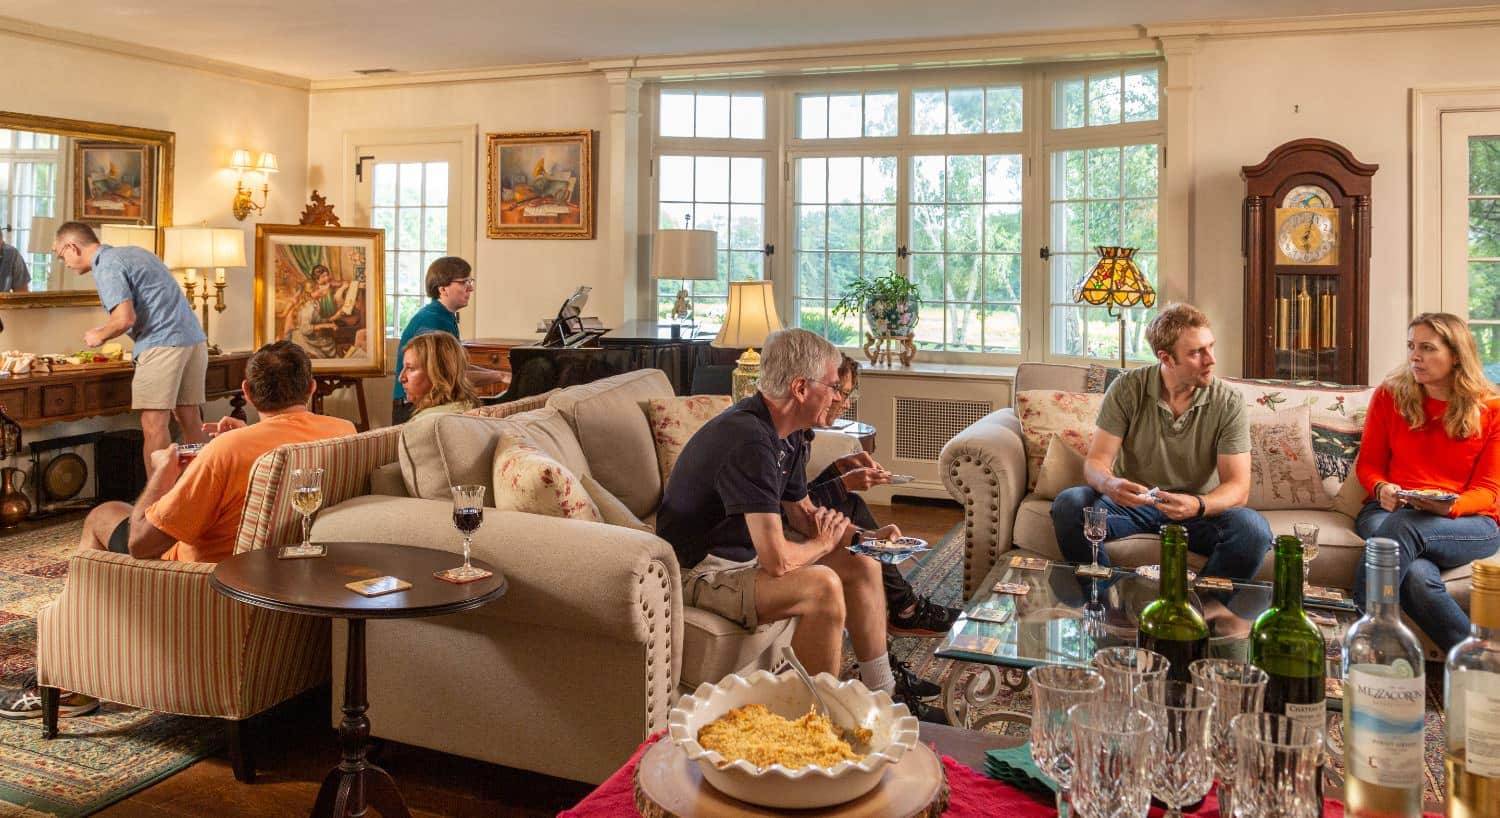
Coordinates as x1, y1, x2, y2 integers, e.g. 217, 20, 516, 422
398, 332, 479, 421
1354, 312, 1500, 650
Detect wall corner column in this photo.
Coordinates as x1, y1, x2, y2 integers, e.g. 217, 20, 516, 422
1159, 35, 1199, 308
604, 70, 643, 322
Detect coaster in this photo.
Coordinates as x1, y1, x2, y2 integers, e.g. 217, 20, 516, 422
1304, 584, 1345, 603
991, 581, 1030, 595
1010, 555, 1050, 571
1196, 576, 1234, 591
951, 633, 1002, 654
278, 544, 326, 559
434, 566, 494, 584
1074, 563, 1110, 578
345, 576, 411, 597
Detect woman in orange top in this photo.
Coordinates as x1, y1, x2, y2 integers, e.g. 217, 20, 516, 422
1354, 312, 1500, 651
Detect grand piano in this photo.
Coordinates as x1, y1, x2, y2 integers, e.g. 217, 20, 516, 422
486, 320, 736, 402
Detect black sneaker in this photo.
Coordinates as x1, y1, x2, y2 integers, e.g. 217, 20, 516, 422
893, 690, 950, 724
0, 674, 99, 720
891, 655, 941, 700
889, 596, 961, 637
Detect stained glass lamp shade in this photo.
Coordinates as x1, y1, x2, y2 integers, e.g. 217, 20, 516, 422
1074, 246, 1155, 368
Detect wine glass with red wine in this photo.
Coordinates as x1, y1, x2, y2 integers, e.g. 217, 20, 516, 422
436, 484, 492, 583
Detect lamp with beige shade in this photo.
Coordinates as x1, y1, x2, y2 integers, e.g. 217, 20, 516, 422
650, 227, 718, 340
98, 224, 158, 252
165, 226, 245, 354
712, 280, 783, 401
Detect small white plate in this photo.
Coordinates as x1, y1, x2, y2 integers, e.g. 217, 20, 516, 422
887, 474, 916, 485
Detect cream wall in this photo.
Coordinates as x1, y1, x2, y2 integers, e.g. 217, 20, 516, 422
306, 75, 615, 341
0, 31, 308, 465
1190, 25, 1500, 379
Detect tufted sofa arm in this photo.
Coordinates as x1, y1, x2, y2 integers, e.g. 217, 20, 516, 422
939, 407, 1028, 599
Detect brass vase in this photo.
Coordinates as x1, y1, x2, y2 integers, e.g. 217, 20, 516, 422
0, 467, 29, 528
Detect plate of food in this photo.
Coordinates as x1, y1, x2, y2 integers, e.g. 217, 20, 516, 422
849, 536, 930, 563
1395, 488, 1459, 503
1135, 564, 1197, 583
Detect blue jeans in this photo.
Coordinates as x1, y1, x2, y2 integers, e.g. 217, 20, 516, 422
1353, 502, 1500, 652
1050, 486, 1272, 582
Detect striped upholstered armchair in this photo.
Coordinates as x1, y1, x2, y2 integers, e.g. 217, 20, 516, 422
33, 424, 403, 783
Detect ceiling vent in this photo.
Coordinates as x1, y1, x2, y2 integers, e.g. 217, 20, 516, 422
353, 68, 397, 75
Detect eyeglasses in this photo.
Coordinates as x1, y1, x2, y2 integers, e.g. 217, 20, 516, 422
809, 379, 856, 402
451, 278, 476, 289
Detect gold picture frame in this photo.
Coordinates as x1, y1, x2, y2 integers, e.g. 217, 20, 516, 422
73, 141, 153, 224
253, 224, 385, 376
485, 130, 596, 240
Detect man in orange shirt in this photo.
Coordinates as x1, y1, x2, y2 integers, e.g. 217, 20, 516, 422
0, 341, 354, 719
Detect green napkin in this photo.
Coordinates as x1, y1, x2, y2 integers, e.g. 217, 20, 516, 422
984, 743, 1057, 796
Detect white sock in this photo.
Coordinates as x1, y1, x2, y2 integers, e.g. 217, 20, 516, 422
858, 653, 895, 694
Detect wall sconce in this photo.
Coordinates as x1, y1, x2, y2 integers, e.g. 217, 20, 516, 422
230, 149, 278, 221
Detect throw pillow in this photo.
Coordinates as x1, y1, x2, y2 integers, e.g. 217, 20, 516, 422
1331, 471, 1369, 520
491, 432, 601, 522
645, 395, 734, 483
1015, 390, 1104, 491
1033, 435, 1087, 500
1084, 364, 1125, 394
582, 473, 652, 532
1224, 377, 1375, 501
1247, 405, 1330, 511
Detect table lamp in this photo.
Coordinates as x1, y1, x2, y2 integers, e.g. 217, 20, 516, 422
1073, 246, 1156, 369
650, 228, 718, 339
99, 224, 158, 252
26, 216, 60, 287
166, 226, 244, 354
713, 280, 783, 401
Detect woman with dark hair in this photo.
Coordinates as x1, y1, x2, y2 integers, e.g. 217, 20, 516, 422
1354, 312, 1500, 651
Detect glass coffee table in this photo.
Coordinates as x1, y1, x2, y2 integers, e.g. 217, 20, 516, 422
932, 557, 1359, 728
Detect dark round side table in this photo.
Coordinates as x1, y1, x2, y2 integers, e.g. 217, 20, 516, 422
211, 542, 507, 818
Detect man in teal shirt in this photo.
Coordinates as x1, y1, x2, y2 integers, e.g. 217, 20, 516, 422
392, 257, 504, 423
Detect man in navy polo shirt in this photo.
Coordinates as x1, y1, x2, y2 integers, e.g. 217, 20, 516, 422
55, 221, 207, 475
391, 256, 505, 423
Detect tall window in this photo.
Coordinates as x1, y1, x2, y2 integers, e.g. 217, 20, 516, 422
1466, 134, 1500, 378
369, 160, 449, 338
793, 156, 897, 345
0, 129, 61, 288
654, 90, 770, 324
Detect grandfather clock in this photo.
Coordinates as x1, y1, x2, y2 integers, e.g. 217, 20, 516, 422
1242, 139, 1376, 385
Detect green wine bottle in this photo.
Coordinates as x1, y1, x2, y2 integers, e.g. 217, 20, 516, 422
1138, 523, 1208, 683
1251, 534, 1327, 795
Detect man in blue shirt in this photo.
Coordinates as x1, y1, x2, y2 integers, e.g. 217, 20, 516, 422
54, 222, 208, 476
391, 257, 504, 423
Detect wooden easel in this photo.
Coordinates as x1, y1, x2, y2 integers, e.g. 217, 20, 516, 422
299, 193, 370, 431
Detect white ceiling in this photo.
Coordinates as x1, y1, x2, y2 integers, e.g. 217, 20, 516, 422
6, 0, 1497, 80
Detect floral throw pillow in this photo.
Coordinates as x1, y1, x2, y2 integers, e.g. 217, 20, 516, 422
645, 395, 734, 483
1248, 405, 1330, 511
1224, 377, 1375, 500
491, 432, 601, 522
1015, 390, 1104, 492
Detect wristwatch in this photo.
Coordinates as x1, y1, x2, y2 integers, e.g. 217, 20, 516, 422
1194, 495, 1207, 519
850, 528, 865, 547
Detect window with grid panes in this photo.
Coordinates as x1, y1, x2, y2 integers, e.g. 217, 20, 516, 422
369, 161, 449, 338
1047, 65, 1161, 361
654, 89, 769, 325
0, 129, 61, 290
1466, 134, 1500, 379
794, 156, 898, 345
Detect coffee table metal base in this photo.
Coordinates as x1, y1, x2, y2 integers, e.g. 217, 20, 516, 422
311, 618, 412, 818
939, 663, 1030, 730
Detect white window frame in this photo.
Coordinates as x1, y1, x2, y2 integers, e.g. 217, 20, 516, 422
1412, 86, 1500, 314
642, 59, 1164, 366
0, 130, 63, 285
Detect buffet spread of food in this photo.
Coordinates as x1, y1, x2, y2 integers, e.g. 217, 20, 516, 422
0, 343, 127, 375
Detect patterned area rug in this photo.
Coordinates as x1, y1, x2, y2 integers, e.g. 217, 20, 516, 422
854, 524, 1452, 806
0, 520, 222, 816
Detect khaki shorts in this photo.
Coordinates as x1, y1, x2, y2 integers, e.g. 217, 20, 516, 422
683, 554, 760, 629
132, 342, 209, 410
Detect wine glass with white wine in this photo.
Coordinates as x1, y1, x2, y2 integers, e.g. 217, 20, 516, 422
290, 468, 324, 555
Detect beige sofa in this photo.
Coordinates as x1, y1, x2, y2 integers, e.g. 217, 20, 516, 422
307, 370, 859, 784
938, 363, 1475, 633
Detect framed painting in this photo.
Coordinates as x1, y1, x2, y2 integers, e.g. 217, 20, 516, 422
485, 129, 595, 239
73, 141, 154, 223
253, 224, 385, 376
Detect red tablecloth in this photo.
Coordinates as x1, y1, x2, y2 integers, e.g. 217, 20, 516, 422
560, 733, 1438, 817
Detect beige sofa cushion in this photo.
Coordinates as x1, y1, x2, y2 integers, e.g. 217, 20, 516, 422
582, 473, 651, 532
1248, 406, 1329, 510
548, 370, 675, 519
506, 407, 592, 479
680, 608, 795, 690
399, 413, 511, 503
1015, 390, 1103, 491
1034, 436, 1086, 500
645, 395, 734, 483
1225, 377, 1375, 501
492, 431, 601, 521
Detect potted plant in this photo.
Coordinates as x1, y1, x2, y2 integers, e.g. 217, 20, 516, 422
832, 272, 921, 337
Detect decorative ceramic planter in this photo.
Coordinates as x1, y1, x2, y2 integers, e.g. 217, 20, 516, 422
865, 299, 918, 337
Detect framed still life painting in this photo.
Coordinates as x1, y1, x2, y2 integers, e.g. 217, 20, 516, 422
73, 141, 153, 223
485, 130, 595, 239
254, 224, 385, 376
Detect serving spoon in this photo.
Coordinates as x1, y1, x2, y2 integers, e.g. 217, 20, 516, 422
779, 645, 872, 753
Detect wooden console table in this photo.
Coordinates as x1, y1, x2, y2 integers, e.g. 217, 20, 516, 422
461, 338, 523, 397
0, 351, 251, 429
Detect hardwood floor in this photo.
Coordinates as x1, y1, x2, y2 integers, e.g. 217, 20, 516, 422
95, 497, 962, 817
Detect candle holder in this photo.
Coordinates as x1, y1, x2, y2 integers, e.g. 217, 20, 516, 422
183, 277, 229, 355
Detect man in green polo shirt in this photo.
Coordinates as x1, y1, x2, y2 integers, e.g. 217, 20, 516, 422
391, 257, 506, 423
1051, 303, 1271, 581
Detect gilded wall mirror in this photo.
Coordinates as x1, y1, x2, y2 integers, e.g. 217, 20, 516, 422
0, 112, 174, 308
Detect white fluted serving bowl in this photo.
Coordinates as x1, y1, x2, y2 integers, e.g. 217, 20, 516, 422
667, 669, 919, 809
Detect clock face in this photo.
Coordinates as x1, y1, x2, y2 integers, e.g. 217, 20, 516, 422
1282, 185, 1334, 209
1276, 209, 1337, 265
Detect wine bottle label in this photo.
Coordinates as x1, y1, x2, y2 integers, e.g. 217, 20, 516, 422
1456, 671, 1500, 778
1346, 667, 1425, 788
1285, 699, 1327, 730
